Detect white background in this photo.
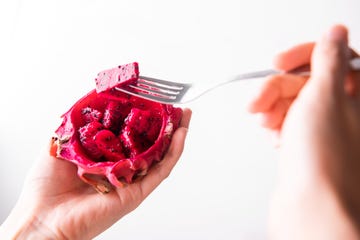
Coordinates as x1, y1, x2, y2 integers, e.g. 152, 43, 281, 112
1, 0, 359, 239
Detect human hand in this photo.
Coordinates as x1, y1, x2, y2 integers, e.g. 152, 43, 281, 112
249, 40, 359, 133
0, 108, 192, 240
249, 25, 360, 239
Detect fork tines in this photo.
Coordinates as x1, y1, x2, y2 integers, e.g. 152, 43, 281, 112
115, 76, 191, 104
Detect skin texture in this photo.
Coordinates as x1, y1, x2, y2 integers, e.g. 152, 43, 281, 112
249, 25, 360, 239
0, 109, 192, 240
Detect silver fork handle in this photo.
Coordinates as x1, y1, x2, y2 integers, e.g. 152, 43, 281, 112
229, 69, 282, 83
186, 69, 283, 103
229, 57, 360, 84
193, 57, 360, 102
223, 67, 307, 88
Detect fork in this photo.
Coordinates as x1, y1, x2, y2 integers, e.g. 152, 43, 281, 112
115, 57, 360, 104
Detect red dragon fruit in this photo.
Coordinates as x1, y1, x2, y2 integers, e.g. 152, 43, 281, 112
52, 62, 182, 193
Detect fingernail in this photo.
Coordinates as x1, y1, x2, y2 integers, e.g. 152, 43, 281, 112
327, 25, 348, 43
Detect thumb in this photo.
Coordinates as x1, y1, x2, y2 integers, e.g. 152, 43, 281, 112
310, 25, 350, 97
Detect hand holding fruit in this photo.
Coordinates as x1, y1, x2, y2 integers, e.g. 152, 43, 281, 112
0, 64, 192, 240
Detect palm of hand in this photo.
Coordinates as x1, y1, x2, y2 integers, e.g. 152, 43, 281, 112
20, 108, 191, 239
24, 152, 143, 239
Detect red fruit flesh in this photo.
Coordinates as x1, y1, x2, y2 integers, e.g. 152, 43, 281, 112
54, 63, 182, 193
79, 121, 104, 159
81, 107, 103, 123
120, 108, 162, 158
102, 101, 129, 134
94, 130, 126, 161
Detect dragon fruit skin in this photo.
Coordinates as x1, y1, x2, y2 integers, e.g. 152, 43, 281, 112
53, 64, 182, 193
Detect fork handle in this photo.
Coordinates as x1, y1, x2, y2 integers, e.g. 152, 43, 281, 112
229, 66, 309, 83
230, 57, 360, 83
230, 69, 282, 82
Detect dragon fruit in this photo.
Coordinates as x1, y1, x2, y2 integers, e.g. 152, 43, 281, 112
53, 62, 182, 193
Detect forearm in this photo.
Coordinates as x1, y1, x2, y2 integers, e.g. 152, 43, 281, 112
268, 182, 360, 240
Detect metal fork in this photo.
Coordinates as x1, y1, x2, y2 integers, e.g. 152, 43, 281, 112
115, 57, 360, 104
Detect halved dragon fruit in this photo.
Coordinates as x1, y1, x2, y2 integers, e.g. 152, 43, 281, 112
53, 62, 182, 193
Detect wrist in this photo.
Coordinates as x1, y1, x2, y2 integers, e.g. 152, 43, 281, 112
0, 201, 65, 240
0, 217, 57, 240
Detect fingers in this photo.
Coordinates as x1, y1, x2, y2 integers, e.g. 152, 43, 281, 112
310, 25, 350, 97
159, 108, 191, 163
249, 74, 307, 131
250, 28, 348, 114
136, 108, 192, 198
259, 98, 293, 130
274, 42, 315, 71
249, 42, 313, 131
180, 108, 192, 128
249, 74, 307, 113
